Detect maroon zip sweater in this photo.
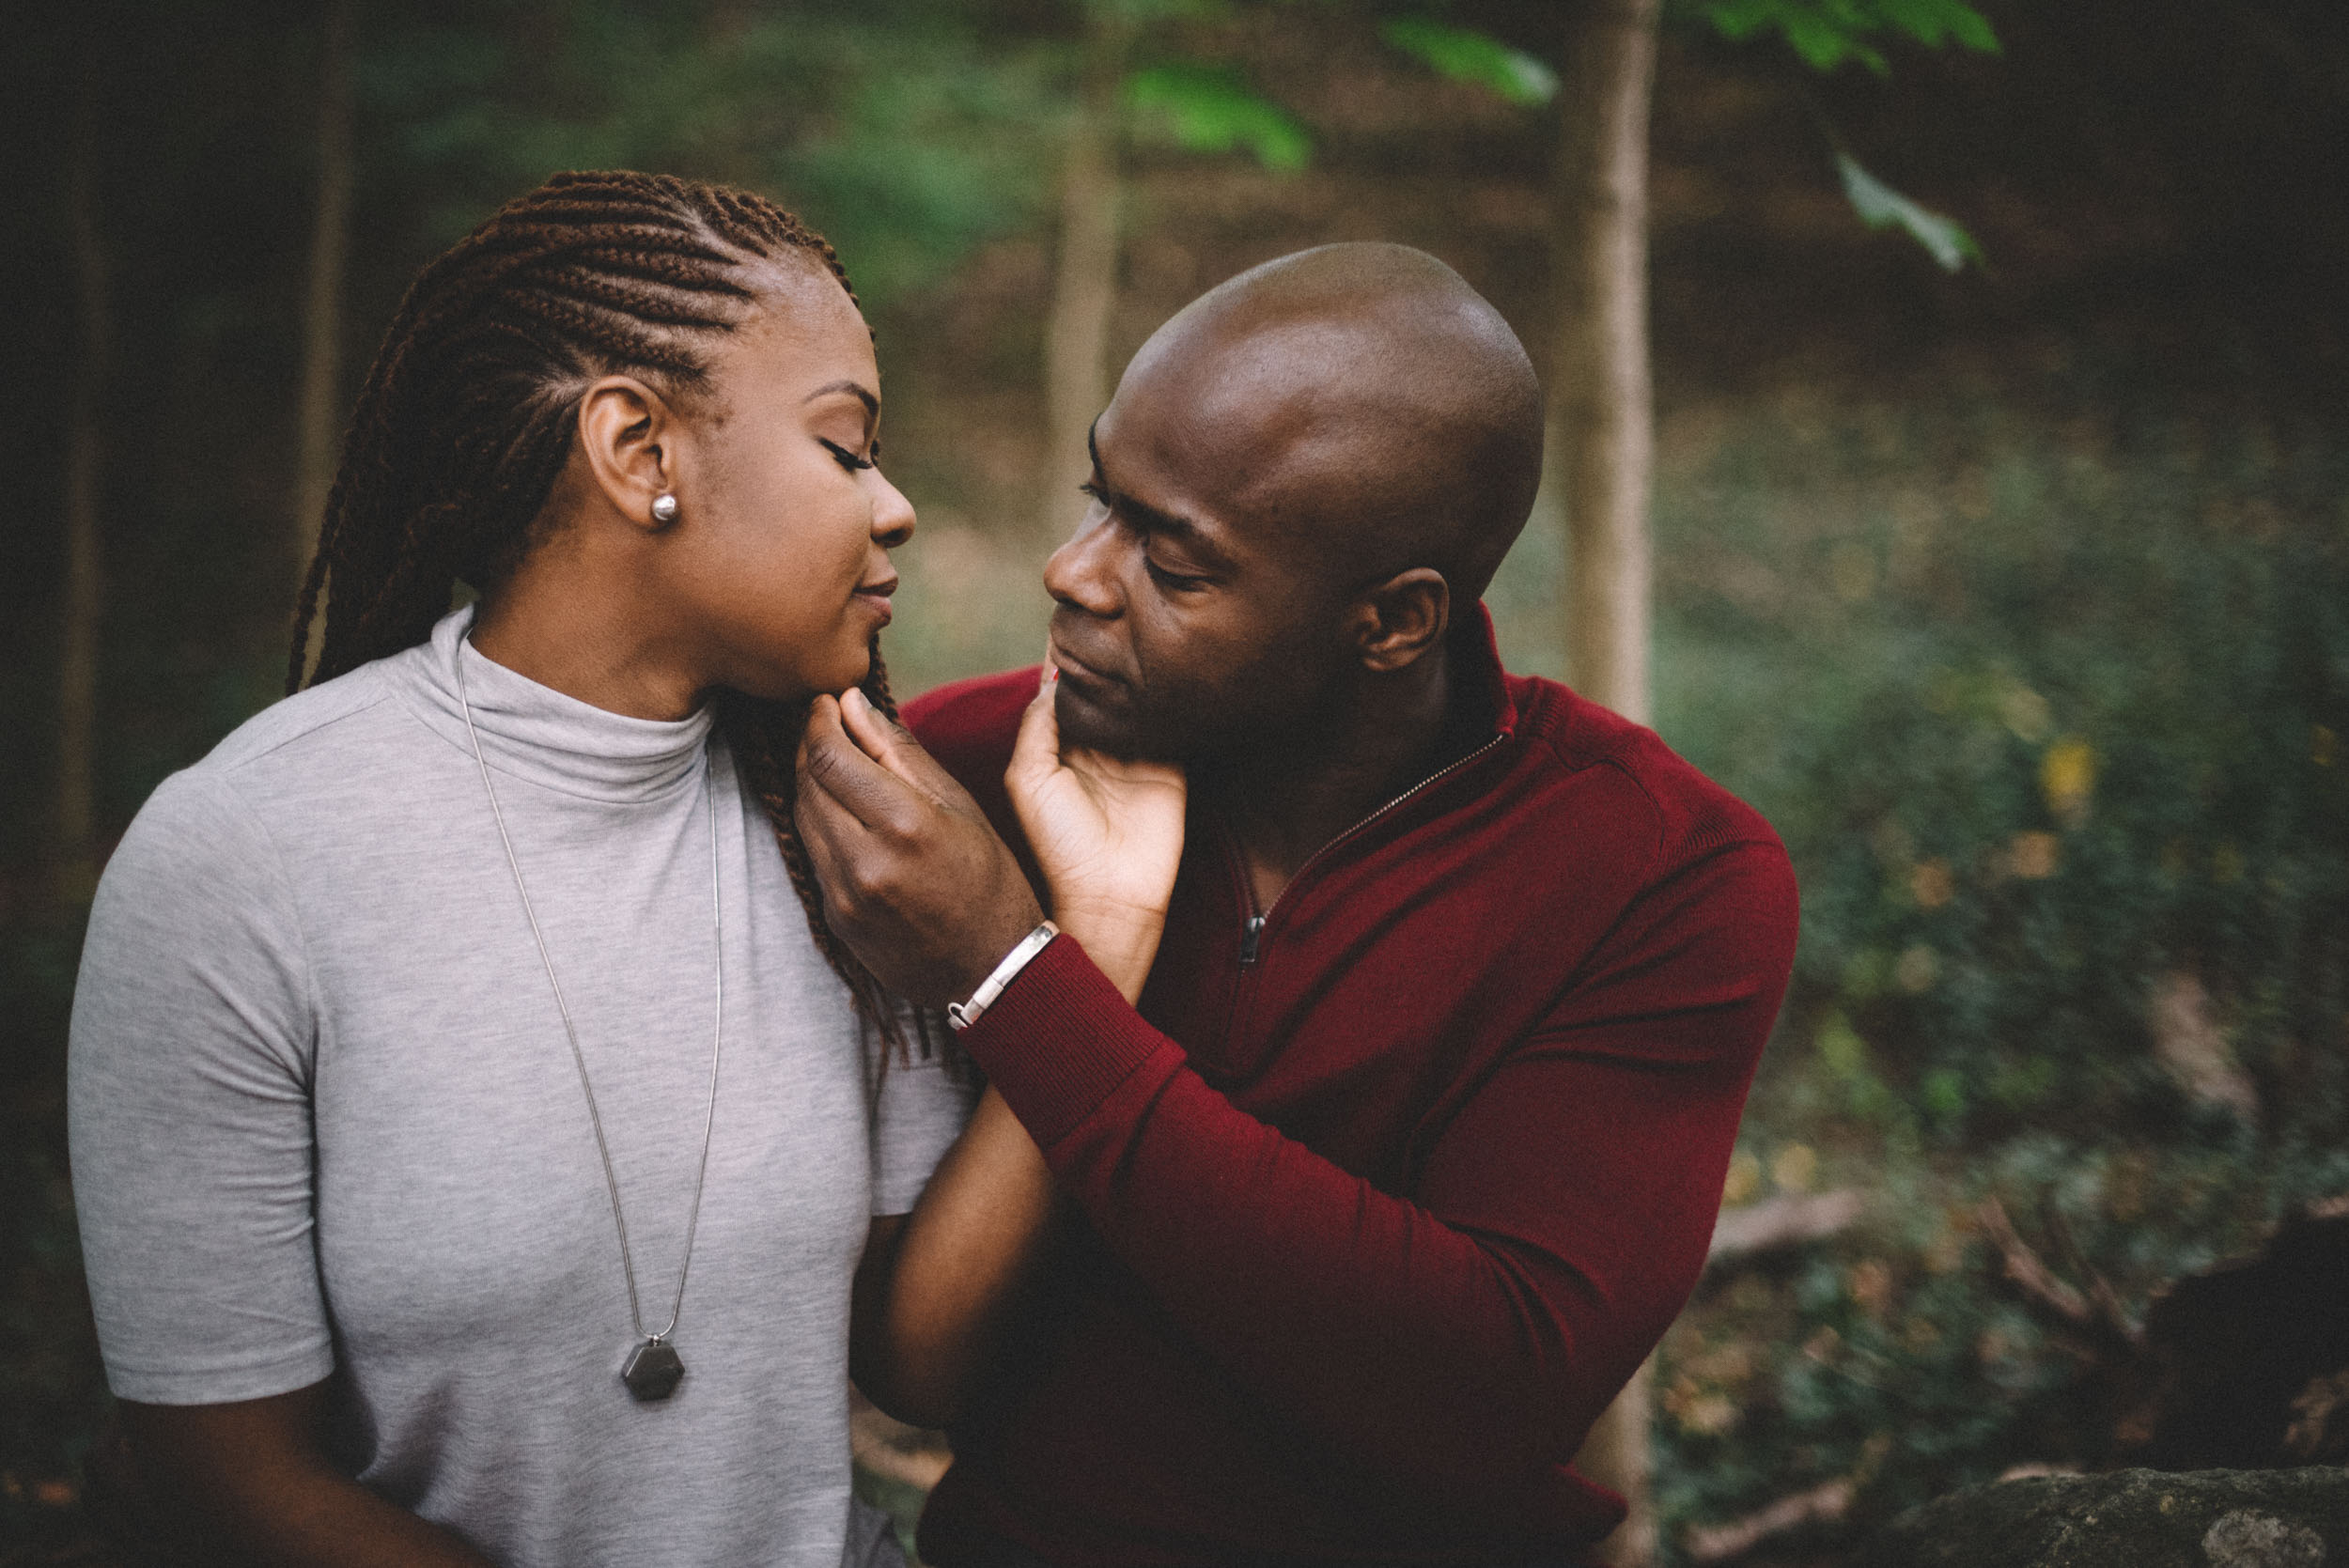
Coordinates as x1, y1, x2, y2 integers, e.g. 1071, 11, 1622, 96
903, 611, 1798, 1567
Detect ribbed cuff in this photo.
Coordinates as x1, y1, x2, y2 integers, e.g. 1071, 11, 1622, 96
954, 934, 1171, 1149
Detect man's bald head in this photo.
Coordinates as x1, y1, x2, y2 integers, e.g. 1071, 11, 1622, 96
1117, 242, 1544, 599
1044, 244, 1543, 763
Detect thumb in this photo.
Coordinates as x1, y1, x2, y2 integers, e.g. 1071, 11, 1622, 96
1007, 660, 1063, 798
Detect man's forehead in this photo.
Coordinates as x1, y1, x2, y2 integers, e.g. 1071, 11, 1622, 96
1114, 323, 1446, 533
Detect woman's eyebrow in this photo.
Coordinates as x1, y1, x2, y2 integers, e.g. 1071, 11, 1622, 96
803, 380, 879, 423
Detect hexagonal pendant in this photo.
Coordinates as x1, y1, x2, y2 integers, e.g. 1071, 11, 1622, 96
621, 1338, 685, 1402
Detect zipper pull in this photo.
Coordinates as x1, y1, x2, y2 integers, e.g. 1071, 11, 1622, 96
1239, 914, 1266, 966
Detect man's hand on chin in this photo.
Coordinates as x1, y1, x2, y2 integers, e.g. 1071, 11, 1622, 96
794, 688, 1044, 1008
1005, 665, 1186, 1001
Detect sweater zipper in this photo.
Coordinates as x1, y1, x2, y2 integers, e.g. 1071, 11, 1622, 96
1235, 732, 1506, 967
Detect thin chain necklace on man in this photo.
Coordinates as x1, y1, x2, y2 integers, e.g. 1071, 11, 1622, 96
454, 638, 723, 1404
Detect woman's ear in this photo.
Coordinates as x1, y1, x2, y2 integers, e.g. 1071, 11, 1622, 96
575, 375, 678, 531
1350, 567, 1451, 673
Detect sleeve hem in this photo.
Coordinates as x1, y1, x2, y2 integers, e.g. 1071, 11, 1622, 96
952, 936, 1175, 1149
103, 1344, 335, 1406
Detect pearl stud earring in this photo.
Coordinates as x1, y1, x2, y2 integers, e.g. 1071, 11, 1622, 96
650, 493, 680, 523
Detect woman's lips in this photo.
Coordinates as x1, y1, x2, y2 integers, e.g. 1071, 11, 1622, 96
853, 579, 895, 628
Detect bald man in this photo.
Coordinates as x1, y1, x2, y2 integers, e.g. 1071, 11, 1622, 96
796, 245, 1799, 1568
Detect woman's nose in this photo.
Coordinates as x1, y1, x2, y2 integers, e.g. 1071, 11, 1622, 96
871, 472, 916, 548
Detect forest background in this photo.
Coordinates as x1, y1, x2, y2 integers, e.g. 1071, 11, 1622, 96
2, 1, 2345, 1564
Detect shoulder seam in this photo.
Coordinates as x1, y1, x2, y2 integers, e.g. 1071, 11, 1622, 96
203, 682, 399, 778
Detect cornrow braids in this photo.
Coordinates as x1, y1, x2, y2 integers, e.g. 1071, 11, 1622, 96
290, 169, 917, 1059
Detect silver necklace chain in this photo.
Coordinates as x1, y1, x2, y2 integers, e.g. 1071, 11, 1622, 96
453, 642, 724, 1355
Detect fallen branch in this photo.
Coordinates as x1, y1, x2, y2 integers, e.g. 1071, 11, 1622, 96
2044, 1200, 2141, 1346
1683, 1477, 1856, 1562
1709, 1189, 1865, 1265
1975, 1197, 2092, 1325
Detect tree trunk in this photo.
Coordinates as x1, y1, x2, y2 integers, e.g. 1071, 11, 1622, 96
1553, 1, 1662, 1561
57, 61, 111, 893
1040, 5, 1130, 548
295, 0, 356, 593
1549, 0, 1658, 727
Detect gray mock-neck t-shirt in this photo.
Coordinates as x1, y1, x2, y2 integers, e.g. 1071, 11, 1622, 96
69, 608, 970, 1567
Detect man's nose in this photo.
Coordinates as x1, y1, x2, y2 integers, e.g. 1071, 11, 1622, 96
1043, 502, 1121, 617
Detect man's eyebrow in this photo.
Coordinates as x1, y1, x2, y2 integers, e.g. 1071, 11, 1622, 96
1086, 422, 1232, 567
803, 380, 879, 421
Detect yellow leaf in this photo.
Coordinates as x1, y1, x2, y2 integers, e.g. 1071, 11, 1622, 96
1722, 1148, 1762, 1205
2040, 737, 2096, 824
1771, 1143, 1818, 1193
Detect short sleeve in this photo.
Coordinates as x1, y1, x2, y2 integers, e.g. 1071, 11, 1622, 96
68, 769, 334, 1405
867, 1024, 977, 1217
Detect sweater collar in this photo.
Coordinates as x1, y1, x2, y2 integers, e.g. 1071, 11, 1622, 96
1457, 600, 1519, 742
387, 606, 716, 804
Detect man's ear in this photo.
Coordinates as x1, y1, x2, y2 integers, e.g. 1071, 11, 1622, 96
1349, 567, 1451, 673
575, 375, 680, 531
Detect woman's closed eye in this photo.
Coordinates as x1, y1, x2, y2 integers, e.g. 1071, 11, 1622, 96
818, 438, 876, 473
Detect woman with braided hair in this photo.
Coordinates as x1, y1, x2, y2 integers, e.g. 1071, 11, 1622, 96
67, 170, 1177, 1567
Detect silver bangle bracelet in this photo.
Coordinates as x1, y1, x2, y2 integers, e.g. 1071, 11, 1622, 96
945, 920, 1061, 1032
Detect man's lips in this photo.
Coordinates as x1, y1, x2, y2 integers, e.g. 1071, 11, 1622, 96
853, 577, 896, 626
1048, 639, 1126, 692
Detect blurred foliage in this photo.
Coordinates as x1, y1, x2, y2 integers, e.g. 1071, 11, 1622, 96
1834, 150, 1981, 272
1608, 379, 2349, 1560
1689, 0, 1999, 74
360, 0, 1058, 303
1127, 63, 1313, 171
0, 905, 99, 1546
1378, 16, 1559, 106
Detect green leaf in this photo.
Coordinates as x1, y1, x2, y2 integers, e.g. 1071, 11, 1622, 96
1836, 151, 1983, 272
1697, 0, 1998, 75
1125, 64, 1312, 172
1921, 1066, 1968, 1124
1378, 17, 1559, 107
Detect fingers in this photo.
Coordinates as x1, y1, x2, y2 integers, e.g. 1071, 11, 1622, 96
798, 694, 920, 832
792, 700, 871, 890
839, 688, 967, 804
791, 787, 855, 898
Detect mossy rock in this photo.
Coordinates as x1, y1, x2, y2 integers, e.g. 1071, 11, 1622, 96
1853, 1468, 2349, 1568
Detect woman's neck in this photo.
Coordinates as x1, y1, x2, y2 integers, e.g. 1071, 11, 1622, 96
470, 536, 704, 722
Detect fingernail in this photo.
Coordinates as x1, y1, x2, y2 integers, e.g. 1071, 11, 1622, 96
843, 687, 869, 716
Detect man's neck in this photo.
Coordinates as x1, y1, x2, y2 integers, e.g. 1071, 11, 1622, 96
1201, 644, 1468, 913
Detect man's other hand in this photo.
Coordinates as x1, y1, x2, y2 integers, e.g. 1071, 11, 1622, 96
796, 688, 1044, 1008
1007, 664, 1187, 1001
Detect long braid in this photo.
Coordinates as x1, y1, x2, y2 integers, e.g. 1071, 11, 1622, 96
291, 170, 918, 1058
